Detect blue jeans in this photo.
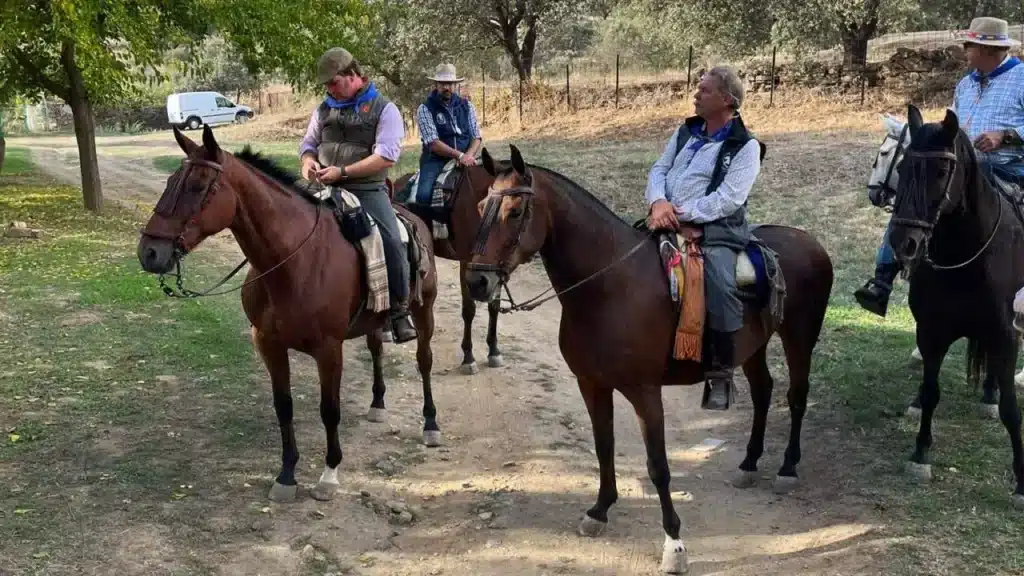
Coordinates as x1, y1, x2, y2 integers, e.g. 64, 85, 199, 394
876, 218, 897, 267
414, 155, 447, 205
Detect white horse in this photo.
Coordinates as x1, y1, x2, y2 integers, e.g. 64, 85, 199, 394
867, 113, 1024, 384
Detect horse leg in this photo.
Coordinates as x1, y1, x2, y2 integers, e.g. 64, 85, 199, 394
486, 294, 504, 368
733, 343, 772, 489
413, 293, 441, 447
459, 261, 479, 375
576, 378, 617, 537
623, 385, 686, 574
365, 330, 388, 423
979, 370, 1000, 420
254, 329, 299, 502
775, 324, 815, 495
990, 329, 1024, 506
311, 347, 344, 501
906, 330, 952, 482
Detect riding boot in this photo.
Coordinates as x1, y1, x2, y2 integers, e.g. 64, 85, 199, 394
390, 301, 418, 344
853, 261, 901, 317
701, 330, 736, 411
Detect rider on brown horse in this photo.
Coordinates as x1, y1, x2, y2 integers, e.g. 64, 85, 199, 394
298, 47, 417, 343
645, 66, 764, 411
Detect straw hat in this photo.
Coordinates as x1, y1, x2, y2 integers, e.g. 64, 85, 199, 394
955, 17, 1021, 48
427, 63, 464, 83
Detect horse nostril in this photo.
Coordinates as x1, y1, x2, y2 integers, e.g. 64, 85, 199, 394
903, 238, 918, 259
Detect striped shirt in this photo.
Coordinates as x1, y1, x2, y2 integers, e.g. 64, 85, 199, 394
644, 128, 762, 224
416, 100, 480, 145
953, 56, 1024, 176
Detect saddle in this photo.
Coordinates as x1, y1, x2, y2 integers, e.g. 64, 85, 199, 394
635, 219, 786, 363
402, 160, 462, 240
990, 173, 1024, 225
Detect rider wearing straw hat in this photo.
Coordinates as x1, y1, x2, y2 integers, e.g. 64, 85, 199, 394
410, 63, 482, 207
855, 16, 1024, 318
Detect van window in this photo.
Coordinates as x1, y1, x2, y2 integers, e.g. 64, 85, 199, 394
215, 97, 233, 108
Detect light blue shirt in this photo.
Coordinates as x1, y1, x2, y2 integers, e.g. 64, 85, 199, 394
953, 56, 1024, 176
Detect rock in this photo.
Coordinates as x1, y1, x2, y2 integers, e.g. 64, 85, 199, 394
502, 461, 518, 468
489, 516, 509, 530
408, 505, 424, 520
376, 460, 397, 475
478, 512, 494, 521
386, 500, 408, 514
393, 511, 414, 525
360, 489, 372, 498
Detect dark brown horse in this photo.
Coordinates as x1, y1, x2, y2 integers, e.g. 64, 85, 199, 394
137, 126, 440, 503
465, 145, 834, 573
392, 168, 504, 374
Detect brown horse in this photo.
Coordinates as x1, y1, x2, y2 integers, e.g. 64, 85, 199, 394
136, 126, 440, 503
465, 145, 834, 574
392, 168, 504, 374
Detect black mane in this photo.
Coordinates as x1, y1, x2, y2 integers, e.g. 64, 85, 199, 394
234, 146, 301, 190
496, 159, 629, 225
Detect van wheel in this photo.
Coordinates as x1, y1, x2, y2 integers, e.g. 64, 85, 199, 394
234, 112, 249, 124
186, 117, 201, 130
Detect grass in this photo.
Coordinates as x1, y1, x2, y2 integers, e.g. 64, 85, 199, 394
2, 146, 34, 175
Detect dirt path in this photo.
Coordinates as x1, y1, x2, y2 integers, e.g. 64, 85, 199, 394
26, 144, 892, 575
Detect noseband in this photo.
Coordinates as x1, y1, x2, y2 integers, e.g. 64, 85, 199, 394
867, 124, 909, 210
468, 184, 535, 276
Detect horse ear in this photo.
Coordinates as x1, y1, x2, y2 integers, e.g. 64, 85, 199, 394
173, 126, 198, 156
481, 147, 497, 177
201, 125, 220, 158
941, 108, 960, 142
509, 144, 527, 177
907, 104, 923, 132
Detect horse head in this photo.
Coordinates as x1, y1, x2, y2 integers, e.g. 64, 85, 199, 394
138, 126, 239, 274
866, 113, 911, 209
888, 103, 966, 269
465, 144, 549, 302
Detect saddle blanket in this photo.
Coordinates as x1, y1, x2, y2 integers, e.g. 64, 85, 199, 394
407, 159, 457, 240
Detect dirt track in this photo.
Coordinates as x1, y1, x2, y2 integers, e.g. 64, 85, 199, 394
19, 137, 892, 576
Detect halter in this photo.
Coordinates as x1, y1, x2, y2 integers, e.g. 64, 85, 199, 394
468, 184, 536, 276
867, 124, 909, 210
891, 147, 1002, 271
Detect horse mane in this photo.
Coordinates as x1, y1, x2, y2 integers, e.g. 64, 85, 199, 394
234, 146, 302, 191
493, 160, 631, 226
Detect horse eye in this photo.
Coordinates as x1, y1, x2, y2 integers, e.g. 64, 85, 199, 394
508, 207, 523, 219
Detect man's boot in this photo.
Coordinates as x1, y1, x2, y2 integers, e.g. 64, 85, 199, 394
853, 261, 901, 317
701, 330, 736, 411
390, 301, 418, 344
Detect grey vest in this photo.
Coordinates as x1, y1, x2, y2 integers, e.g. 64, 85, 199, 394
317, 88, 391, 191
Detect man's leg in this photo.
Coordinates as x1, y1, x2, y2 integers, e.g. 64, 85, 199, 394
854, 216, 902, 317
412, 157, 445, 207
702, 245, 742, 411
356, 186, 417, 343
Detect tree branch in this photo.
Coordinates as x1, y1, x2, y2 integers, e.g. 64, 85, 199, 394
10, 49, 70, 101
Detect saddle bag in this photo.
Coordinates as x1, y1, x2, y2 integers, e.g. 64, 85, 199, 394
339, 204, 374, 242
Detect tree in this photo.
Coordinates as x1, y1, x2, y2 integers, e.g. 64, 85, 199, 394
0, 0, 372, 213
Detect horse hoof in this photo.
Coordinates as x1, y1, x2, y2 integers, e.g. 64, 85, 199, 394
906, 461, 932, 482
660, 535, 689, 574
732, 470, 758, 489
310, 482, 340, 502
978, 403, 1000, 420
905, 405, 921, 419
488, 355, 504, 368
577, 515, 607, 538
460, 362, 479, 375
366, 407, 388, 423
773, 475, 799, 494
381, 330, 394, 343
423, 430, 443, 447
1015, 370, 1024, 387
1012, 494, 1024, 510
268, 481, 298, 502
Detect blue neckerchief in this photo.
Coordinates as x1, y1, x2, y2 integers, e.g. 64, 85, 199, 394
324, 82, 378, 109
971, 56, 1021, 83
687, 119, 733, 152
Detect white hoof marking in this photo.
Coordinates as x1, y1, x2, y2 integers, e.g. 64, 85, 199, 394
366, 407, 388, 423
906, 461, 932, 482
423, 430, 443, 447
460, 362, 479, 375
268, 481, 297, 502
487, 355, 504, 368
577, 515, 607, 538
660, 535, 689, 574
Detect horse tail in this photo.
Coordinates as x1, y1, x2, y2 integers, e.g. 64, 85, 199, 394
966, 337, 986, 393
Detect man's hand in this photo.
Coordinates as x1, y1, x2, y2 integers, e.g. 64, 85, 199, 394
458, 153, 477, 167
647, 199, 679, 231
315, 165, 344, 184
974, 131, 1004, 153
301, 156, 322, 181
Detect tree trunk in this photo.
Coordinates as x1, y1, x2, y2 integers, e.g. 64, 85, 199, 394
0, 135, 6, 174
61, 41, 103, 213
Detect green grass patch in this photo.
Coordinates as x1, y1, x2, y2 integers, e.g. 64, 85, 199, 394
1, 146, 33, 175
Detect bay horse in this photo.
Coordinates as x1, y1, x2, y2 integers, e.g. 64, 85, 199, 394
136, 126, 440, 503
866, 114, 1011, 416
464, 145, 834, 573
392, 168, 504, 375
887, 104, 1024, 506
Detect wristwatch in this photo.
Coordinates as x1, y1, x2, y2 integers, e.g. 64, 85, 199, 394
457, 152, 465, 161
340, 165, 348, 178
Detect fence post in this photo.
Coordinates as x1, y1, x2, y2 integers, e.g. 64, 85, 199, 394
860, 68, 866, 107
566, 63, 571, 111
518, 77, 523, 129
769, 46, 776, 107
686, 46, 694, 92
481, 63, 486, 127
615, 54, 620, 109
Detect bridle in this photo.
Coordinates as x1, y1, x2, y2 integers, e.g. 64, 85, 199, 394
890, 147, 1002, 271
867, 124, 909, 211
141, 156, 322, 298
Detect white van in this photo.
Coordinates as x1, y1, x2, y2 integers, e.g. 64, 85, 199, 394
166, 91, 254, 130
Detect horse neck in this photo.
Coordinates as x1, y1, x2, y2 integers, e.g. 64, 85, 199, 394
225, 160, 322, 273
932, 143, 1002, 262
450, 166, 491, 258
535, 171, 648, 296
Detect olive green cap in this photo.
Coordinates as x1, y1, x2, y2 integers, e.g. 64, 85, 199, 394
317, 47, 353, 84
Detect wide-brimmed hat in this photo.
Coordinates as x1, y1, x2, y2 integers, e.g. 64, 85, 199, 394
955, 17, 1021, 48
427, 63, 464, 83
